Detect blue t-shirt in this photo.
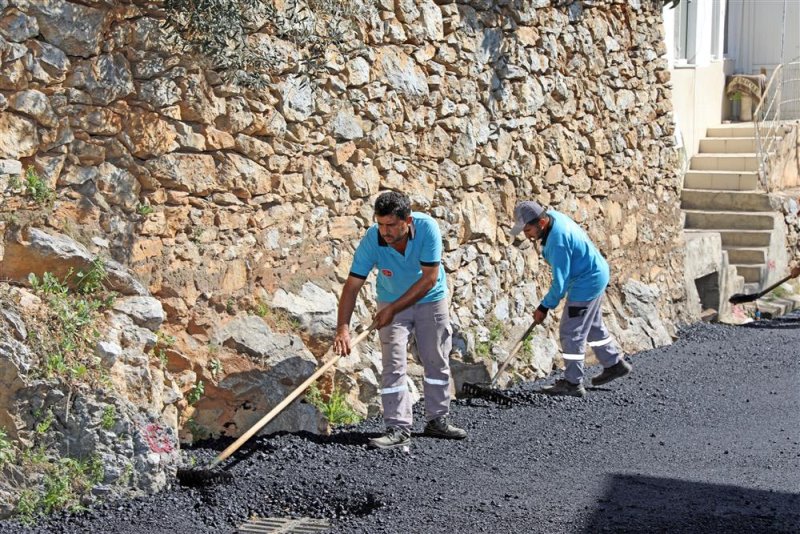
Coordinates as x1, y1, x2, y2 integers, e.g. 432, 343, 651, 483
350, 212, 447, 304
540, 210, 609, 308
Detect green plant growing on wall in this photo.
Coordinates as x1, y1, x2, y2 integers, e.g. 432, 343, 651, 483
27, 267, 114, 387
15, 490, 38, 524
254, 299, 269, 317
100, 405, 116, 431
208, 358, 223, 379
35, 410, 55, 435
136, 203, 154, 216
15, 455, 105, 521
19, 445, 47, 468
0, 428, 15, 467
73, 258, 107, 295
22, 166, 54, 205
305, 383, 361, 427
254, 303, 302, 332
186, 381, 205, 405
475, 318, 506, 360
44, 354, 68, 378
520, 337, 534, 366
8, 173, 22, 192
120, 462, 134, 486
152, 331, 176, 369
157, 331, 176, 348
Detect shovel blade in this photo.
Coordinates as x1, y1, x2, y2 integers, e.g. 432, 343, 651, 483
729, 292, 757, 305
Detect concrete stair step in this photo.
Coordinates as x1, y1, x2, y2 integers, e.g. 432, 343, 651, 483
755, 299, 793, 317
683, 171, 760, 191
735, 264, 764, 283
680, 189, 772, 211
690, 153, 760, 172
699, 137, 757, 153
683, 210, 777, 231
723, 247, 768, 264
742, 282, 761, 294
699, 137, 782, 153
782, 295, 800, 311
706, 124, 756, 138
684, 229, 773, 246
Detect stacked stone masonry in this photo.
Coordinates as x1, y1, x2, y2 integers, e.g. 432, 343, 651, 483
0, 0, 689, 449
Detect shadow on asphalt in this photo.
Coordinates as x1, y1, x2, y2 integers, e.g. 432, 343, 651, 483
586, 474, 800, 533
741, 316, 800, 330
294, 430, 376, 447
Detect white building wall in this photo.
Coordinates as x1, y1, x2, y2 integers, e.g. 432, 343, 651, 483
726, 0, 800, 120
664, 0, 730, 159
727, 0, 800, 75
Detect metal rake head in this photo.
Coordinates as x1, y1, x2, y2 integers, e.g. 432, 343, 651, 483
176, 467, 233, 487
461, 382, 513, 406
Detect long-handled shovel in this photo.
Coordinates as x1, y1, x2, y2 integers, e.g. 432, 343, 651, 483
177, 326, 374, 487
729, 272, 795, 305
461, 320, 540, 406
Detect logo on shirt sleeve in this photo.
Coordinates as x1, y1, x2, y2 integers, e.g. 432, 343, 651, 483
381, 269, 393, 277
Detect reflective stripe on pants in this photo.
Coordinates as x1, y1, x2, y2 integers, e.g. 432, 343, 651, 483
377, 299, 452, 429
559, 294, 622, 384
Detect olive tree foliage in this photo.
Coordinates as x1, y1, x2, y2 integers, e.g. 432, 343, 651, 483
161, 0, 376, 88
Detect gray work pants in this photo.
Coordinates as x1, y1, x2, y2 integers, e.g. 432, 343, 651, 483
377, 299, 452, 430
559, 294, 622, 384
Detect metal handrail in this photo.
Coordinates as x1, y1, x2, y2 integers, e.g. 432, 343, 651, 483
753, 66, 781, 119
753, 65, 782, 190
753, 59, 800, 190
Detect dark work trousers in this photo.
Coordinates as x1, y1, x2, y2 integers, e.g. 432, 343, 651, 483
559, 294, 623, 384
376, 299, 452, 430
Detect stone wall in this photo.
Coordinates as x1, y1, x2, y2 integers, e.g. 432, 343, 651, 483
0, 0, 691, 443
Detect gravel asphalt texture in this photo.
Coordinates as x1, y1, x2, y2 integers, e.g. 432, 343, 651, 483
2, 315, 799, 534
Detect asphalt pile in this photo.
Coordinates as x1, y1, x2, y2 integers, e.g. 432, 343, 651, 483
2, 316, 799, 533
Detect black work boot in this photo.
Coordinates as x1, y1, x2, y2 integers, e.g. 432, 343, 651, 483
369, 426, 411, 450
591, 359, 632, 387
541, 379, 586, 398
423, 416, 467, 440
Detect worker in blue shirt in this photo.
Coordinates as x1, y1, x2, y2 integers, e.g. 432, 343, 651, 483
334, 191, 466, 449
511, 200, 631, 397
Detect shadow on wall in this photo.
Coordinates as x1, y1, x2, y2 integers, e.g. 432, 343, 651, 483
585, 474, 800, 533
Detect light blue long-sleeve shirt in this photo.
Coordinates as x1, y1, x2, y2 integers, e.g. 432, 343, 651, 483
540, 210, 609, 309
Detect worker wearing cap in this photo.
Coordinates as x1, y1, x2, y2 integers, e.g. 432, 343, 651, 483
510, 200, 630, 397
334, 191, 467, 449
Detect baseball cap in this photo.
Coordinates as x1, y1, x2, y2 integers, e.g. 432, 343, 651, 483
510, 201, 546, 235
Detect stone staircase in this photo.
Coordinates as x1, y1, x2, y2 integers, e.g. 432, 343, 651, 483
681, 123, 796, 318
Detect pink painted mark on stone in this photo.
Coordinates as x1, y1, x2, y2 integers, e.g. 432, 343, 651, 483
143, 423, 174, 453
768, 260, 776, 271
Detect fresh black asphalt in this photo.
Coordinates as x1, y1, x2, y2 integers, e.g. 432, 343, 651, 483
2, 315, 799, 533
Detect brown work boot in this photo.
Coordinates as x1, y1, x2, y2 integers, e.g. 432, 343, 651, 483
591, 359, 632, 386
541, 379, 586, 398
423, 416, 467, 439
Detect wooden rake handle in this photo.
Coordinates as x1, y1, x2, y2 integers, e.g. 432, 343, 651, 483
490, 320, 540, 387
211, 326, 374, 467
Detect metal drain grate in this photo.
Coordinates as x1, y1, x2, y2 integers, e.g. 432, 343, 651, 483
237, 516, 330, 533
